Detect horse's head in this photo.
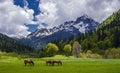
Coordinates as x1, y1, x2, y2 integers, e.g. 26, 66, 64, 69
24, 59, 34, 66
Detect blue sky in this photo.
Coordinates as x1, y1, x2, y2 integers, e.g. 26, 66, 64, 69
14, 0, 40, 32
14, 0, 40, 16
0, 0, 120, 37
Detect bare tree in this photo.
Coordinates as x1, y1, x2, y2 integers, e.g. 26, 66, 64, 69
72, 41, 81, 58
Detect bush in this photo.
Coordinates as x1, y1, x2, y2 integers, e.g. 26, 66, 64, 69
0, 51, 7, 58
79, 50, 102, 59
105, 48, 120, 59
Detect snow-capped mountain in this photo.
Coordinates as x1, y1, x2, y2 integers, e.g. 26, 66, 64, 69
28, 15, 99, 39
27, 28, 52, 39
25, 15, 99, 49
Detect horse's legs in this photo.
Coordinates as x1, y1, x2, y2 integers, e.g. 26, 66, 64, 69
58, 62, 62, 66
48, 63, 50, 66
60, 62, 62, 65
46, 62, 50, 66
25, 62, 27, 66
52, 62, 54, 66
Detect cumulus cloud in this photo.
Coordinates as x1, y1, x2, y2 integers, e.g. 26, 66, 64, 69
0, 0, 34, 37
36, 2, 58, 28
37, 0, 120, 28
0, 0, 120, 37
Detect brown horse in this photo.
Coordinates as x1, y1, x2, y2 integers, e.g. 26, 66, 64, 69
46, 60, 53, 66
24, 59, 34, 66
52, 60, 62, 66
46, 60, 62, 66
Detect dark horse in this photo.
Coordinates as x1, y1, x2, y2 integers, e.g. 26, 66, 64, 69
46, 60, 53, 66
24, 59, 34, 66
46, 60, 62, 66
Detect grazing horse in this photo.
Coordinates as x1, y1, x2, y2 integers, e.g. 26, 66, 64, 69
24, 59, 34, 66
46, 60, 53, 66
52, 60, 62, 66
46, 60, 62, 66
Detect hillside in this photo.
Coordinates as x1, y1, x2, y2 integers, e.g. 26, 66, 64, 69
78, 9, 120, 52
0, 33, 34, 53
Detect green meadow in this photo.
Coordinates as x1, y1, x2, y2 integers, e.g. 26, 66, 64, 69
0, 55, 120, 73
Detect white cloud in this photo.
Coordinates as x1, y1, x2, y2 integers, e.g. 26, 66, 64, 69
36, 2, 58, 28
0, 0, 34, 37
0, 0, 120, 37
37, 0, 120, 28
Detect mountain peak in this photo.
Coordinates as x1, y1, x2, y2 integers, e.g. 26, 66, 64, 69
27, 15, 99, 39
37, 28, 47, 31
75, 14, 93, 24
26, 15, 99, 49
81, 14, 89, 18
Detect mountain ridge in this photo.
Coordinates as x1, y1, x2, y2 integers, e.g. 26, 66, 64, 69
28, 15, 99, 39
25, 15, 99, 49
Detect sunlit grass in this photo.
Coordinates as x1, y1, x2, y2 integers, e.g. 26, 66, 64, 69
0, 56, 120, 73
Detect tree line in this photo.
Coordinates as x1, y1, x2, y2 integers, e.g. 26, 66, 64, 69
38, 41, 81, 58
37, 9, 120, 58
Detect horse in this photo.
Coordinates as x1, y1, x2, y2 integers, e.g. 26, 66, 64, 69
46, 60, 53, 66
46, 60, 62, 66
52, 60, 62, 66
24, 59, 34, 66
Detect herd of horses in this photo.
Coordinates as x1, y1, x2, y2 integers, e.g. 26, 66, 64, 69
24, 59, 62, 66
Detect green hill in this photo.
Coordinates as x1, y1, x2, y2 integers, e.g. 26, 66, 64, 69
97, 9, 120, 29
0, 33, 34, 54
80, 9, 120, 52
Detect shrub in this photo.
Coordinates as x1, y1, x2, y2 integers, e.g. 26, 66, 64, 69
79, 50, 102, 59
105, 48, 120, 59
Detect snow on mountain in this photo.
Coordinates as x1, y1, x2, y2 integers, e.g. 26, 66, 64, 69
24, 15, 99, 49
28, 15, 99, 39
27, 28, 52, 39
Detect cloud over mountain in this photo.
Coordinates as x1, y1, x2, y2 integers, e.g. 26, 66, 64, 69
0, 0, 120, 37
37, 0, 120, 28
0, 0, 34, 37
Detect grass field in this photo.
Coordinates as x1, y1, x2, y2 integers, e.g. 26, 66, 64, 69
0, 55, 120, 73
